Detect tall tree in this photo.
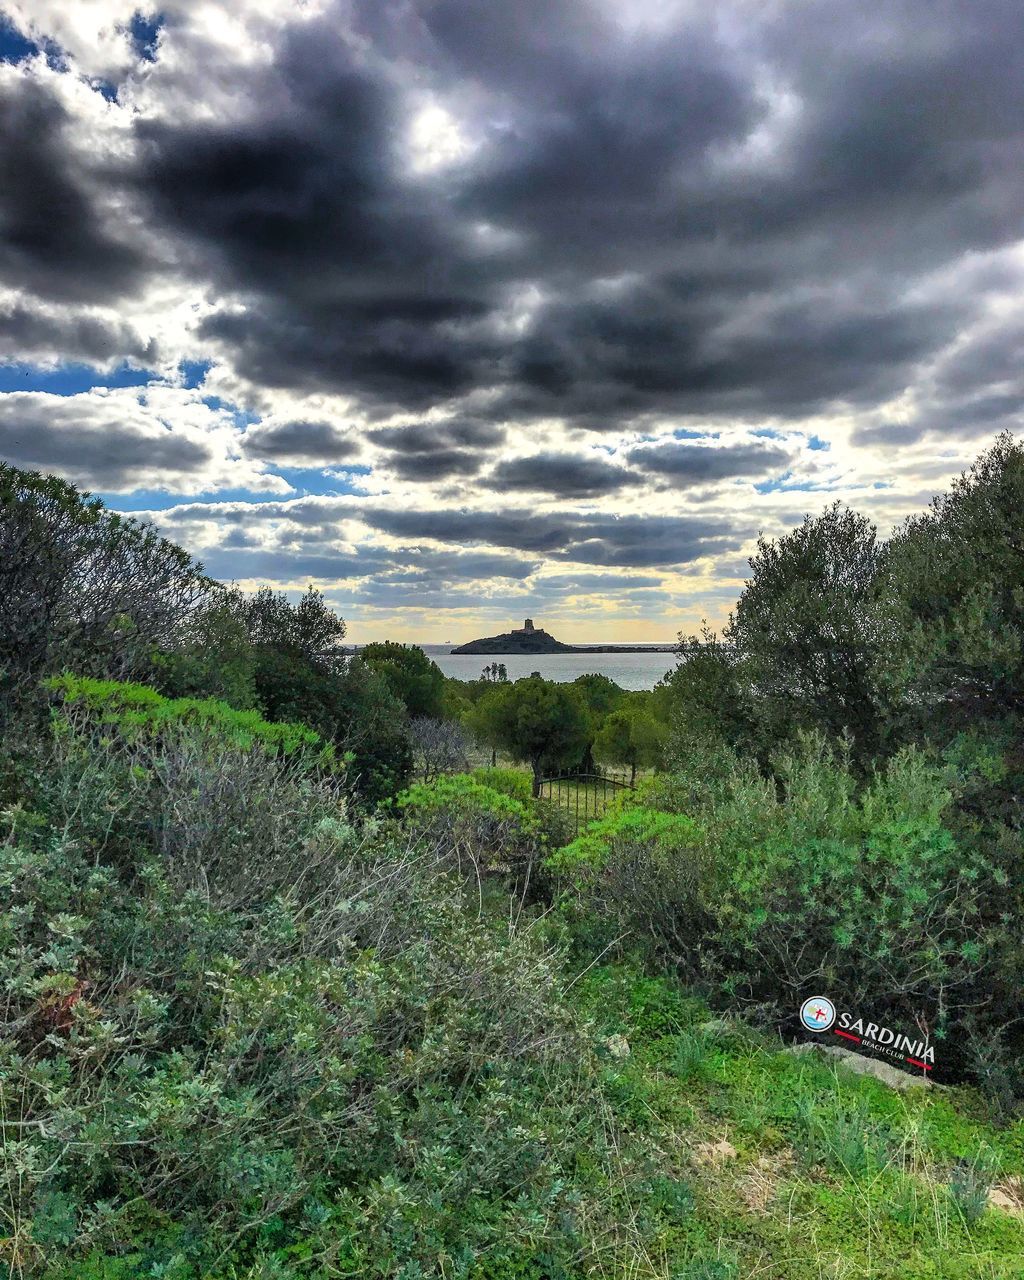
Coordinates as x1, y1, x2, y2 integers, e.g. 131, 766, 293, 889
658, 625, 750, 750
356, 642, 446, 719
727, 503, 899, 765
593, 702, 667, 785
468, 676, 590, 794
884, 432, 1024, 739
0, 464, 212, 720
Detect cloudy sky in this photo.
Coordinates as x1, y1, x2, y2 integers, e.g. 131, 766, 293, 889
1, 1, 1022, 641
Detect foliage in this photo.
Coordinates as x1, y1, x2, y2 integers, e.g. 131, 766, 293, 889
399, 773, 539, 827
45, 673, 333, 761
406, 715, 469, 781
592, 704, 667, 783
0, 464, 213, 723
470, 767, 534, 802
571, 673, 625, 723
549, 806, 707, 962
323, 661, 413, 804
884, 432, 1024, 747
467, 676, 590, 793
151, 592, 260, 709
570, 962, 1024, 1280
0, 723, 667, 1280
356, 642, 446, 719
153, 587, 412, 803
397, 772, 544, 881
726, 503, 900, 766
549, 806, 698, 871
566, 732, 1023, 1088
657, 626, 749, 752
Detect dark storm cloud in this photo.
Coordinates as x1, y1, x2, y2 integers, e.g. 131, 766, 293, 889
0, 77, 144, 303
368, 420, 506, 453
5, 0, 1022, 489
152, 495, 740, 570
242, 419, 361, 465
0, 301, 156, 365
135, 17, 497, 408
368, 419, 504, 480
358, 506, 741, 569
189, 538, 539, 586
112, 0, 1024, 434
0, 394, 212, 486
387, 448, 484, 481
628, 441, 792, 487
199, 546, 376, 582
483, 451, 642, 498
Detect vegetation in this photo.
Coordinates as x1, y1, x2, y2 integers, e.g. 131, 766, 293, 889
6, 439, 1024, 1277
593, 701, 668, 784
0, 464, 212, 724
356, 641, 447, 719
467, 675, 591, 794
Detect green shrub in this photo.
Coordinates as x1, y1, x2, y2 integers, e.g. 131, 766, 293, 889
470, 766, 533, 802
546, 805, 698, 871
558, 733, 1021, 1091
948, 1148, 1001, 1226
399, 772, 538, 824
396, 773, 546, 883
704, 742, 995, 1063
45, 673, 335, 764
547, 805, 707, 964
0, 734, 668, 1278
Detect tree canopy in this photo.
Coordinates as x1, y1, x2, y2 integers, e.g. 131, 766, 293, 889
468, 676, 590, 793
0, 463, 213, 721
357, 642, 447, 719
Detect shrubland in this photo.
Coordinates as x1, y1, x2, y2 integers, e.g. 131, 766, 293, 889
6, 439, 1024, 1277
1, 691, 656, 1278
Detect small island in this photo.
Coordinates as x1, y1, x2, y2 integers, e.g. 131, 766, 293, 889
451, 618, 676, 655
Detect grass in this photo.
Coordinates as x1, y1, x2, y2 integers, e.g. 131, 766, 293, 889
568, 964, 1024, 1279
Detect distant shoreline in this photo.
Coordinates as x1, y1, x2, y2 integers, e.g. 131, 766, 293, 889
468, 644, 676, 654
346, 643, 676, 654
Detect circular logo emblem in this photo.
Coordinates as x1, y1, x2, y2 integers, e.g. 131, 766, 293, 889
800, 996, 836, 1032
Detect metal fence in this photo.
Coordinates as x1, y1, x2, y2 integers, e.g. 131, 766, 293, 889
536, 770, 634, 836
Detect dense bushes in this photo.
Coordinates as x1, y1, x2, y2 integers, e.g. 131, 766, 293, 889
44, 673, 334, 759
0, 698, 669, 1278
553, 732, 1022, 1093
0, 465, 213, 727
8, 439, 1024, 1275
397, 773, 569, 885
548, 804, 705, 961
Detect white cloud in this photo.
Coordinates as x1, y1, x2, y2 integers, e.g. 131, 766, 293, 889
0, 385, 292, 493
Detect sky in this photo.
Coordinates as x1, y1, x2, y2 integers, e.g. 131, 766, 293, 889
1, 1, 1022, 643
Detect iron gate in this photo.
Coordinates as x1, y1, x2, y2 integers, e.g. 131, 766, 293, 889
536, 770, 634, 835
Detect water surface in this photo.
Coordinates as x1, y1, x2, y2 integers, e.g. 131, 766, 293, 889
420, 645, 677, 691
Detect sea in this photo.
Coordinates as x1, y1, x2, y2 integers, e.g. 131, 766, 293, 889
418, 644, 678, 692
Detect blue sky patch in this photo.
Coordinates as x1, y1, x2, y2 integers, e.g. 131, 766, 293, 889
129, 11, 163, 62
268, 465, 372, 497
91, 78, 120, 103
0, 361, 156, 395
103, 486, 291, 513
0, 13, 35, 63
179, 359, 212, 389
